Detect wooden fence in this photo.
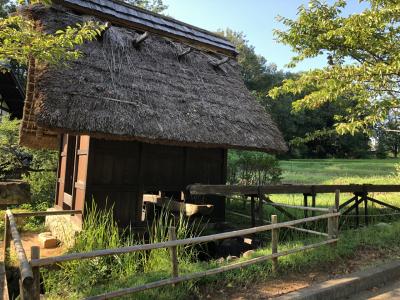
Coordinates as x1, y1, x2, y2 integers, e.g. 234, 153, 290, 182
188, 184, 400, 227
4, 202, 339, 299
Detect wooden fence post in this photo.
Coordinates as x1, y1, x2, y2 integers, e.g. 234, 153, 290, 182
328, 207, 339, 243
3, 213, 10, 262
31, 246, 40, 300
168, 227, 179, 279
258, 194, 264, 225
271, 215, 278, 273
251, 196, 256, 227
303, 194, 308, 218
335, 190, 340, 211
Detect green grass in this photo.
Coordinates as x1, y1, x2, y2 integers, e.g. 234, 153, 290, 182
33, 159, 400, 299
280, 158, 400, 185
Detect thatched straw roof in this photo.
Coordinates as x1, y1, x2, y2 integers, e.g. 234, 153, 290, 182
19, 3, 287, 153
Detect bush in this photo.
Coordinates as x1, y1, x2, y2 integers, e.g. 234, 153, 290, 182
228, 150, 282, 185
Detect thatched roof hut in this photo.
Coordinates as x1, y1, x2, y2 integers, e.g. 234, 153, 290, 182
19, 0, 287, 153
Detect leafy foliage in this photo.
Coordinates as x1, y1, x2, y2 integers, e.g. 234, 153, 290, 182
123, 0, 167, 13
221, 28, 372, 158
270, 0, 400, 134
0, 116, 57, 208
0, 15, 106, 69
228, 150, 282, 185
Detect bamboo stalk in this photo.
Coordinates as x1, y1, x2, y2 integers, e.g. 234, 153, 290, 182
83, 239, 338, 300
30, 212, 340, 267
13, 210, 82, 218
6, 210, 34, 299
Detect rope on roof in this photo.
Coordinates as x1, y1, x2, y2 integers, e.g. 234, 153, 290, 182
178, 47, 193, 60
133, 32, 149, 48
209, 56, 229, 68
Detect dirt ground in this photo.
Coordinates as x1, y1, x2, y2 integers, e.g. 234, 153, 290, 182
201, 246, 398, 299
2, 232, 66, 262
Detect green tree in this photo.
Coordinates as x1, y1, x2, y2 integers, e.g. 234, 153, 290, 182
0, 117, 57, 208
0, 1, 106, 71
123, 0, 167, 13
270, 0, 400, 135
222, 28, 371, 158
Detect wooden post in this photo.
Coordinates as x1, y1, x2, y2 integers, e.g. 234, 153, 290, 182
168, 227, 179, 279
251, 196, 256, 227
363, 186, 368, 226
242, 196, 246, 209
31, 246, 40, 300
355, 195, 360, 228
271, 214, 278, 273
3, 213, 10, 262
303, 194, 308, 218
328, 207, 339, 241
311, 189, 316, 217
258, 194, 264, 225
335, 190, 340, 211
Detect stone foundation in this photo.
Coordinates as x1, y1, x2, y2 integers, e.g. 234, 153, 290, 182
45, 208, 82, 248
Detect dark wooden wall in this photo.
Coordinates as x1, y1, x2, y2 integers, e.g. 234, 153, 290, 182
56, 135, 227, 228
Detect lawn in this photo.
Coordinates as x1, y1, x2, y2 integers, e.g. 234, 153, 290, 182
280, 158, 400, 185
227, 158, 400, 228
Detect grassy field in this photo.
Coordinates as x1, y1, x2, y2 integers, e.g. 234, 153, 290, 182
280, 159, 400, 185
226, 158, 400, 229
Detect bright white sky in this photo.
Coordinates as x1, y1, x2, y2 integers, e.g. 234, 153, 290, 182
164, 0, 369, 72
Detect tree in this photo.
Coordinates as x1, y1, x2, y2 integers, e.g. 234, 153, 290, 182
0, 1, 106, 72
270, 0, 400, 135
221, 28, 371, 158
123, 0, 167, 13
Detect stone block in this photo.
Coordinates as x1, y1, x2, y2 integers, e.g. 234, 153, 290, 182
38, 232, 58, 249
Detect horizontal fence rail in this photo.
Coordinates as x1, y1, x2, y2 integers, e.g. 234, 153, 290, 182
84, 238, 338, 300
5, 205, 340, 299
188, 184, 400, 196
3, 209, 83, 300
29, 212, 339, 267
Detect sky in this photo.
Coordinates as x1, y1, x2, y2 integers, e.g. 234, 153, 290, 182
164, 0, 369, 72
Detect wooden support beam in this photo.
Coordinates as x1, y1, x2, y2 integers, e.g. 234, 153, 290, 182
13, 210, 82, 218
258, 195, 264, 225
303, 194, 308, 218
262, 197, 296, 220
311, 187, 316, 217
250, 196, 256, 227
355, 195, 360, 228
339, 196, 357, 210
367, 196, 400, 212
342, 196, 364, 216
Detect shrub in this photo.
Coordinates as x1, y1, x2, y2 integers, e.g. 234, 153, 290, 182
228, 150, 282, 185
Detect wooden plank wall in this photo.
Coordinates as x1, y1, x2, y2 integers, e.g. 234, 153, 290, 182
85, 139, 227, 226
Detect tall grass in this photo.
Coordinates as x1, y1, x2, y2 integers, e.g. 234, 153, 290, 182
42, 202, 205, 299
